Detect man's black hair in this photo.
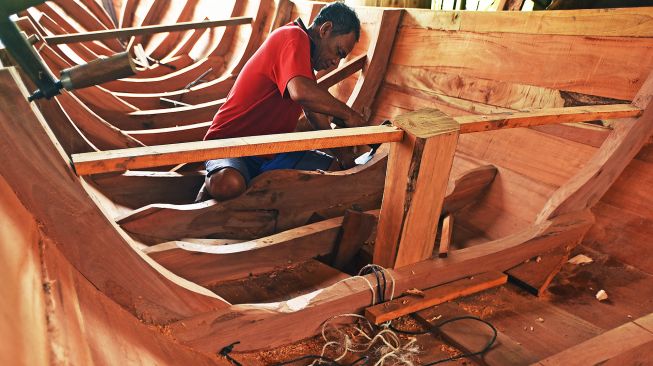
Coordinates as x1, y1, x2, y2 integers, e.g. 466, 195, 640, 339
311, 2, 361, 41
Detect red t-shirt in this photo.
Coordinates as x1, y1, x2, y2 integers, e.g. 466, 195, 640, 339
204, 24, 315, 140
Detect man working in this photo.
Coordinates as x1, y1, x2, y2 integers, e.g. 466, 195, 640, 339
198, 2, 365, 202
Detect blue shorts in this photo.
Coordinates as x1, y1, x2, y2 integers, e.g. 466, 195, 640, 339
205, 150, 334, 184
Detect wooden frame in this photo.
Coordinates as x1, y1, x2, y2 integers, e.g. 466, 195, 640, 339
6, 4, 653, 362
44, 17, 253, 45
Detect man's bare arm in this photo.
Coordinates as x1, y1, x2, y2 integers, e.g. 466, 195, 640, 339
287, 76, 365, 128
303, 109, 332, 131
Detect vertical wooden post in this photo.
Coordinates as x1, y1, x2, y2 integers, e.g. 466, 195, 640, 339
373, 109, 460, 268
438, 214, 454, 258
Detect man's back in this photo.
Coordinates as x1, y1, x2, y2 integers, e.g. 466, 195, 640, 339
204, 25, 316, 140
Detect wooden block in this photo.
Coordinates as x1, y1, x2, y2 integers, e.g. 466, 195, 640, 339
364, 271, 507, 324
438, 214, 453, 258
506, 245, 574, 296
374, 108, 460, 268
331, 209, 377, 271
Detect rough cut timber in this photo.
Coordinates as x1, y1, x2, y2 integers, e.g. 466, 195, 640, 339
374, 108, 459, 268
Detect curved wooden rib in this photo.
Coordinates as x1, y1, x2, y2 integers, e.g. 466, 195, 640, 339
114, 0, 285, 109
87, 170, 205, 209
537, 70, 653, 222
119, 0, 138, 29
145, 0, 200, 59
168, 210, 593, 352
146, 163, 496, 286
100, 56, 226, 94
117, 152, 387, 244
36, 1, 123, 52
55, 91, 145, 149
126, 121, 212, 146
0, 68, 227, 324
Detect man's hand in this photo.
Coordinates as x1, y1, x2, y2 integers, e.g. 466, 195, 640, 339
287, 76, 364, 126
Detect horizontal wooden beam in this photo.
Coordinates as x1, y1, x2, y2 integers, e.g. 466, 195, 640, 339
72, 125, 403, 175
44, 17, 252, 45
365, 271, 507, 324
455, 104, 641, 134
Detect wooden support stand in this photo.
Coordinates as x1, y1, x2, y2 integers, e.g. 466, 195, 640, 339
374, 109, 460, 268
331, 208, 377, 271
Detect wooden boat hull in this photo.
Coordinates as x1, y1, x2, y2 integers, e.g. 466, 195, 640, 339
3, 1, 653, 364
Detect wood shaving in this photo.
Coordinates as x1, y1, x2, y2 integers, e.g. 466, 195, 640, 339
568, 254, 594, 265
596, 289, 608, 301
404, 288, 425, 297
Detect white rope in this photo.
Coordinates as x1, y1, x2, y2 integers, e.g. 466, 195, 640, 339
311, 313, 420, 365
357, 264, 397, 301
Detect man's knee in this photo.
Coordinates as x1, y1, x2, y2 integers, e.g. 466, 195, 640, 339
205, 168, 247, 201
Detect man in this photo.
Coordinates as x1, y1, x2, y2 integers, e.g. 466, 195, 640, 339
199, 2, 365, 202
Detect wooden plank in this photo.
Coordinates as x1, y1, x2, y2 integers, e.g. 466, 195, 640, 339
347, 9, 403, 119
601, 340, 653, 366
584, 201, 653, 275
415, 303, 541, 366
374, 109, 459, 268
384, 65, 567, 111
390, 27, 653, 101
45, 17, 252, 44
438, 214, 453, 258
126, 122, 211, 146
537, 70, 653, 221
86, 170, 204, 209
536, 317, 653, 366
147, 215, 349, 285
55, 92, 144, 150
442, 164, 497, 215
530, 123, 610, 148
72, 125, 403, 175
169, 210, 593, 352
269, 0, 293, 32
331, 209, 377, 271
365, 271, 507, 324
39, 230, 225, 366
210, 259, 349, 304
506, 246, 573, 296
0, 68, 226, 323
444, 284, 604, 360
402, 7, 653, 37
0, 174, 48, 366
634, 312, 653, 333
33, 95, 97, 155
455, 104, 641, 134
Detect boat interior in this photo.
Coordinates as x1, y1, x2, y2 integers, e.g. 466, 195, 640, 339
1, 0, 653, 364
